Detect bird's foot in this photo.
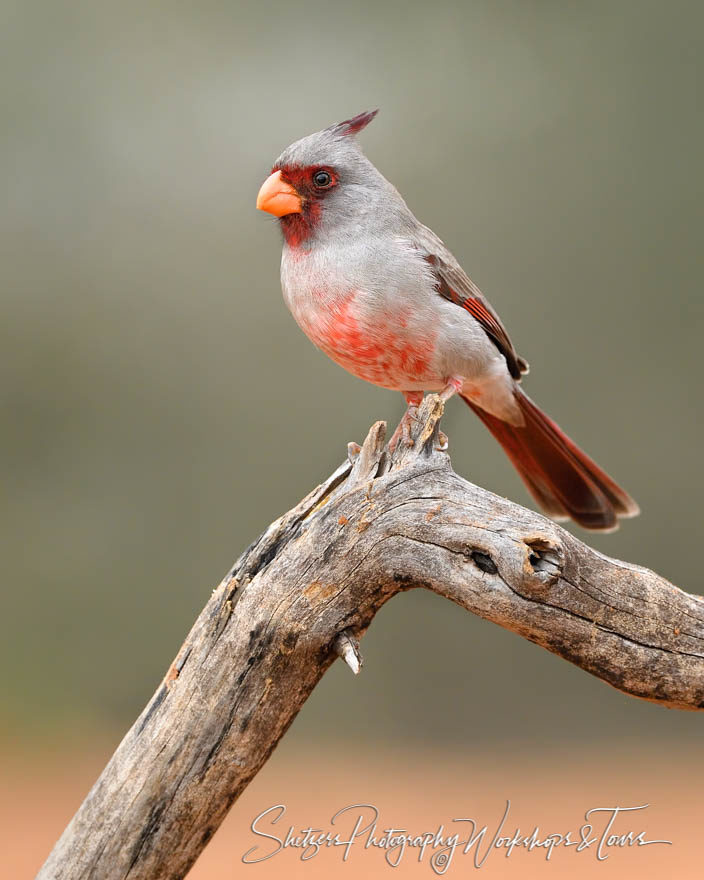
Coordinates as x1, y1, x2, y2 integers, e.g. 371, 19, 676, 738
435, 430, 449, 452
388, 405, 420, 453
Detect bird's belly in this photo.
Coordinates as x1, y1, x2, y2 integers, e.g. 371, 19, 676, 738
288, 288, 442, 391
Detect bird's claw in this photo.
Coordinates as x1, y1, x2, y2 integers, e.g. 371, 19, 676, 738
389, 405, 420, 453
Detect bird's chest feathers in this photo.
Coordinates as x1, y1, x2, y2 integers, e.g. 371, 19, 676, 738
281, 250, 437, 389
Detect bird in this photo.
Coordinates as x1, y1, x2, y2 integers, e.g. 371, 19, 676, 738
256, 110, 639, 531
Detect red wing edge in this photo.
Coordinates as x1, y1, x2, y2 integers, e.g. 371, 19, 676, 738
425, 253, 528, 380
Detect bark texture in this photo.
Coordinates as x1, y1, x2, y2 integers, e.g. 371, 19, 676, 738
37, 395, 704, 880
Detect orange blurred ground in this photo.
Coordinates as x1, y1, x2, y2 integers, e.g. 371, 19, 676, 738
5, 740, 700, 878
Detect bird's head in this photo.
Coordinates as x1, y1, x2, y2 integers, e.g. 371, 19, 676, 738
256, 110, 392, 248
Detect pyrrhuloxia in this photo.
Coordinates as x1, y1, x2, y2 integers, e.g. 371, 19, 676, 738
256, 111, 639, 530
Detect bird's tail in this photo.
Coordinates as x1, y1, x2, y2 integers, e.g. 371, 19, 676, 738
461, 388, 639, 531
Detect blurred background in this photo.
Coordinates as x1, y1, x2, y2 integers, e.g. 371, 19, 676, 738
1, 0, 702, 876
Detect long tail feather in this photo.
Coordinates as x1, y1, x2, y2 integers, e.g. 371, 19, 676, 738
462, 389, 639, 531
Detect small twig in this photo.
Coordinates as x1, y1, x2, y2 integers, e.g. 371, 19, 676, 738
334, 628, 363, 674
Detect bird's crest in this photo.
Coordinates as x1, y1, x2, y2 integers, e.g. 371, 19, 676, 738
328, 109, 379, 138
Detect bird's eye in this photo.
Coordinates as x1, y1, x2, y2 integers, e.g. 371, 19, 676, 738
312, 170, 333, 188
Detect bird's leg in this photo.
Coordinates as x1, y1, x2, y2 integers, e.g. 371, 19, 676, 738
389, 391, 424, 452
431, 377, 463, 450
439, 376, 464, 402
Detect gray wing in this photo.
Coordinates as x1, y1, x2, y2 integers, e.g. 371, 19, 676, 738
412, 224, 528, 381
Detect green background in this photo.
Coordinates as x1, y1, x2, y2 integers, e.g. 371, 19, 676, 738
2, 0, 702, 750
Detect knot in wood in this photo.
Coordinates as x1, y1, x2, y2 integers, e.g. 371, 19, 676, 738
520, 535, 564, 593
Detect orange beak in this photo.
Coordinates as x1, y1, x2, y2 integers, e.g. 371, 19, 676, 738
256, 170, 302, 217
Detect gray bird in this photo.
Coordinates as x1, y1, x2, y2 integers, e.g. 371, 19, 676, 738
256, 110, 639, 530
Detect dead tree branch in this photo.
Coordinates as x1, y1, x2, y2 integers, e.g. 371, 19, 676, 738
37, 395, 704, 880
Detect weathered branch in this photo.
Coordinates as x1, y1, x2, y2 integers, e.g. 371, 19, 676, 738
37, 395, 704, 880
